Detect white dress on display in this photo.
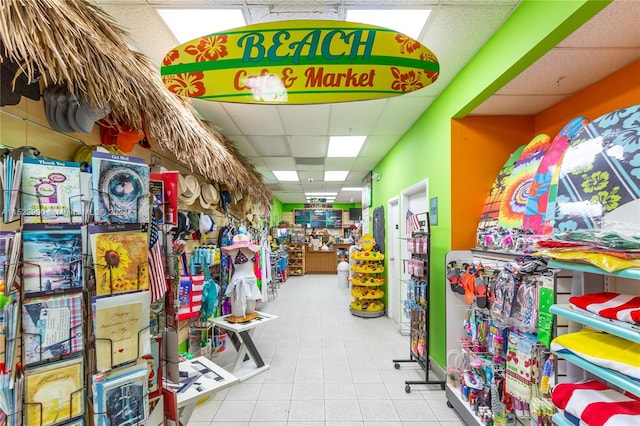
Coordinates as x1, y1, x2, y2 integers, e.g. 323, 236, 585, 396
221, 235, 262, 317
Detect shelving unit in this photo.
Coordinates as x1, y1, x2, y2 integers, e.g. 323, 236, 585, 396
349, 233, 385, 318
550, 304, 640, 343
549, 261, 640, 425
393, 220, 445, 393
444, 249, 563, 425
287, 243, 305, 276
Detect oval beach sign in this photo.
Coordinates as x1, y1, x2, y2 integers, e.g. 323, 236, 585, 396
161, 20, 439, 104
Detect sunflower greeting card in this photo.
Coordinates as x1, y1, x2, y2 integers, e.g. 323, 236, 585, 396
89, 224, 149, 296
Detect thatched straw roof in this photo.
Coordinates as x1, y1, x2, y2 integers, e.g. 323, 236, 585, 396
0, 0, 272, 207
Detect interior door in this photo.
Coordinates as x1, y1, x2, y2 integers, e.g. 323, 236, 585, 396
387, 198, 400, 322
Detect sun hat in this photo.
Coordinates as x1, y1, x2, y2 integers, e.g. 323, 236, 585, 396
220, 190, 233, 213
70, 95, 110, 134
0, 52, 41, 106
199, 182, 219, 209
53, 87, 75, 132
178, 174, 200, 205
221, 233, 260, 253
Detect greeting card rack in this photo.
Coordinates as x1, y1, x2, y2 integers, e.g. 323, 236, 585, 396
393, 217, 445, 393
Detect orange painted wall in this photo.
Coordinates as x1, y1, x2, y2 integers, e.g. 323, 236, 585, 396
451, 59, 640, 250
536, 59, 640, 136
451, 116, 534, 249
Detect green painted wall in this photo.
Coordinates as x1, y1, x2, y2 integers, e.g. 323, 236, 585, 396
371, 0, 610, 370
271, 197, 283, 227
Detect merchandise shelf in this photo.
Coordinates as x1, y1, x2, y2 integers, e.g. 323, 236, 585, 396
547, 260, 640, 280
550, 304, 640, 343
551, 350, 640, 396
445, 383, 481, 426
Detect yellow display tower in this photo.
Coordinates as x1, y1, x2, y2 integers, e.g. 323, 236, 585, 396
349, 233, 385, 318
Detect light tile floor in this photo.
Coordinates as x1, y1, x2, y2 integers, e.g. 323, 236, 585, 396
188, 273, 464, 426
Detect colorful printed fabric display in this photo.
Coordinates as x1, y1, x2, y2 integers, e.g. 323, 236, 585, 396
569, 292, 640, 324
550, 329, 640, 380
551, 380, 640, 426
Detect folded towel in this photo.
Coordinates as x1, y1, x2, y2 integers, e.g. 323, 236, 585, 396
550, 329, 640, 380
569, 292, 640, 324
552, 381, 640, 426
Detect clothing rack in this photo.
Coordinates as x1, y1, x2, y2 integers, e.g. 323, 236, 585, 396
392, 213, 445, 392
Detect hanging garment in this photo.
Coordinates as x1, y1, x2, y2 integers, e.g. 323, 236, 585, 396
373, 206, 385, 253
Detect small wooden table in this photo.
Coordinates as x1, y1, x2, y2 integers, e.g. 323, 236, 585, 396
212, 311, 279, 381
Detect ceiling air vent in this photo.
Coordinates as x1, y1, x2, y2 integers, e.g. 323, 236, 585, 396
266, 183, 282, 191
295, 157, 325, 166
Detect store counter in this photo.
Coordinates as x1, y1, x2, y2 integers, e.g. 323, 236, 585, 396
306, 243, 352, 274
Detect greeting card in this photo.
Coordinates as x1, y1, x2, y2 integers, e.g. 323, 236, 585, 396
24, 356, 84, 426
94, 365, 149, 426
93, 291, 151, 371
92, 152, 149, 223
90, 224, 149, 296
22, 293, 84, 365
22, 224, 83, 296
21, 158, 82, 224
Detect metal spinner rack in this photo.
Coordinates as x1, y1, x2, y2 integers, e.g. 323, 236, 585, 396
392, 214, 445, 393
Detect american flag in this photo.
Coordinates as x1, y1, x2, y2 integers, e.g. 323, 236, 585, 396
406, 209, 421, 235
149, 209, 167, 302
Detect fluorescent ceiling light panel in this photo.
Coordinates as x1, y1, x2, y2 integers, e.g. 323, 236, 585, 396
324, 171, 349, 181
346, 9, 431, 39
341, 187, 363, 191
157, 9, 245, 43
273, 171, 299, 181
327, 136, 366, 157
305, 192, 338, 196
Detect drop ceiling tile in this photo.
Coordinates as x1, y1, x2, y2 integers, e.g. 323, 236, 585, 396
301, 182, 341, 192
470, 94, 567, 116
248, 157, 267, 167
358, 135, 398, 157
353, 157, 380, 171
296, 164, 325, 171
262, 157, 297, 170
324, 158, 356, 170
193, 100, 243, 135
372, 95, 436, 135
98, 4, 176, 66
248, 135, 291, 156
328, 99, 387, 135
344, 171, 369, 182
228, 135, 259, 157
297, 171, 324, 182
441, 0, 518, 4
288, 136, 328, 157
497, 47, 640, 96
559, 0, 640, 48
279, 104, 330, 135
279, 182, 304, 192
223, 103, 284, 135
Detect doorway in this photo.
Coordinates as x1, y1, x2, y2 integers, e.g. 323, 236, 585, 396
387, 197, 400, 323
398, 179, 429, 334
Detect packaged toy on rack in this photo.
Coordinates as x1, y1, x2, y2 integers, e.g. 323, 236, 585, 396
393, 213, 445, 393
445, 252, 557, 426
349, 233, 385, 317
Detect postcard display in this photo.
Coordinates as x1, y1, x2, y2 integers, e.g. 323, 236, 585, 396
0, 152, 170, 426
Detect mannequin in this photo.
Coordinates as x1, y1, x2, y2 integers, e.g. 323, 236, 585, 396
221, 234, 261, 318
